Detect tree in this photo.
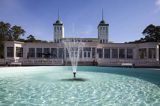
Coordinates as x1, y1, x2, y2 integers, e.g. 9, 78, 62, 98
0, 21, 11, 58
128, 24, 160, 43
0, 21, 26, 58
11, 25, 25, 41
26, 35, 36, 42
0, 21, 11, 41
142, 24, 160, 42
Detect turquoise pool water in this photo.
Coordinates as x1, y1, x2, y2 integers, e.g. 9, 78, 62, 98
0, 66, 160, 106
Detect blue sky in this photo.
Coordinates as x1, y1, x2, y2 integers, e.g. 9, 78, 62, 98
0, 0, 160, 43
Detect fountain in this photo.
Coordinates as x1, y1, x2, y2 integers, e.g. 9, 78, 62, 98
63, 39, 85, 78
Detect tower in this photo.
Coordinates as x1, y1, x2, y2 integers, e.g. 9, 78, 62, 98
98, 9, 109, 43
53, 10, 64, 43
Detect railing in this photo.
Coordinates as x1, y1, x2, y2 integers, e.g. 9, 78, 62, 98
22, 59, 64, 65
2, 58, 159, 66
97, 59, 159, 66
65, 58, 95, 62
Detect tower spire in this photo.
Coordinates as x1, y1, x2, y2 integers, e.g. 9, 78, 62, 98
58, 9, 60, 20
102, 8, 104, 20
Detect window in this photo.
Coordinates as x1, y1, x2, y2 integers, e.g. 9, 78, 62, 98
104, 48, 110, 58
92, 48, 95, 58
7, 47, 14, 57
112, 49, 118, 58
102, 40, 104, 43
28, 48, 35, 58
88, 52, 90, 58
100, 40, 102, 43
65, 49, 69, 58
83, 47, 91, 58
127, 48, 133, 59
58, 48, 64, 59
97, 48, 103, 58
84, 52, 87, 58
79, 49, 82, 58
43, 48, 50, 58
36, 48, 42, 58
139, 48, 146, 59
16, 47, 23, 57
148, 48, 156, 59
119, 49, 125, 59
51, 48, 57, 58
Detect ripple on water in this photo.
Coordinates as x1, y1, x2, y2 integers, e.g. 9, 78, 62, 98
0, 67, 159, 106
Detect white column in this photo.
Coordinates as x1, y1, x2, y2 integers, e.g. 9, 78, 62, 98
132, 48, 135, 59
103, 48, 104, 59
91, 48, 92, 59
125, 48, 127, 59
118, 48, 119, 59
4, 46, 7, 59
95, 48, 98, 60
110, 48, 112, 59
82, 47, 84, 60
146, 48, 149, 59
35, 48, 37, 58
156, 45, 159, 62
24, 47, 28, 59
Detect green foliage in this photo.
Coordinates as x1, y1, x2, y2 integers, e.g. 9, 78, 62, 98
142, 24, 160, 42
0, 21, 26, 41
128, 24, 160, 43
0, 22, 11, 41
26, 35, 36, 42
0, 21, 11, 58
0, 21, 26, 58
11, 25, 25, 41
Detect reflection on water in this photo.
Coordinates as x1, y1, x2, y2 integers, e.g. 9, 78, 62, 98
0, 66, 159, 106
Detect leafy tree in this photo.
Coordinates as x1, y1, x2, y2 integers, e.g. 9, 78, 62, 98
26, 35, 36, 42
128, 24, 160, 43
10, 25, 25, 41
142, 24, 160, 42
0, 21, 26, 58
0, 21, 11, 41
0, 22, 11, 58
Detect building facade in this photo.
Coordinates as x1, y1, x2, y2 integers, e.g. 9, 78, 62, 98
2, 16, 160, 67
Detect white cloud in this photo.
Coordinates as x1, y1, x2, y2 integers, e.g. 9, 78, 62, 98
156, 0, 160, 6
155, 0, 160, 13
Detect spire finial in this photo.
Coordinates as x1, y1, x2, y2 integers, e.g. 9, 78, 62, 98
58, 9, 60, 20
102, 8, 104, 20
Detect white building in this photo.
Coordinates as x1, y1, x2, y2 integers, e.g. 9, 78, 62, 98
2, 15, 160, 67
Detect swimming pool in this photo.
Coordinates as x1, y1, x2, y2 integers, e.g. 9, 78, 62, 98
0, 66, 160, 106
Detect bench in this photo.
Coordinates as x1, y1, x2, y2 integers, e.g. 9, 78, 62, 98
121, 63, 133, 67
10, 62, 22, 66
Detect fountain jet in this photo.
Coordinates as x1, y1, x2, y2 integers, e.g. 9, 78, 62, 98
63, 39, 85, 78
